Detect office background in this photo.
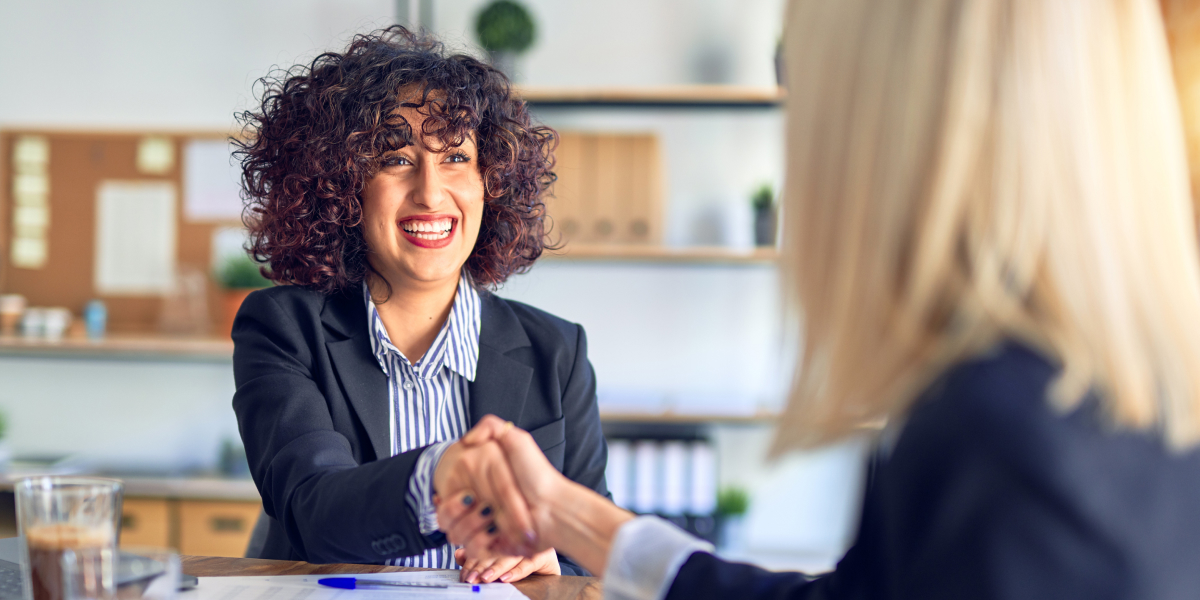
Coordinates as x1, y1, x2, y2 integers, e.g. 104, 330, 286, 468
0, 0, 864, 570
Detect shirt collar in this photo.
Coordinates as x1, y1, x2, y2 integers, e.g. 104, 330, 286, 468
364, 274, 481, 382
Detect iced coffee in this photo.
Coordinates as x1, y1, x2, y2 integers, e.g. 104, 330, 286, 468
15, 477, 123, 600
26, 524, 113, 600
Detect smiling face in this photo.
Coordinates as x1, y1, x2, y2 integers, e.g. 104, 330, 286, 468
360, 104, 485, 293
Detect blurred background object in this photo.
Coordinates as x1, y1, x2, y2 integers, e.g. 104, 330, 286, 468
1161, 0, 1200, 229
213, 254, 269, 339
475, 0, 537, 80
750, 183, 776, 247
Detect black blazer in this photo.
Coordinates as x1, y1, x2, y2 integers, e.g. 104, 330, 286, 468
231, 284, 608, 575
666, 342, 1200, 600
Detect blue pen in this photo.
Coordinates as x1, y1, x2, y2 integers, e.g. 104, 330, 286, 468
317, 577, 481, 593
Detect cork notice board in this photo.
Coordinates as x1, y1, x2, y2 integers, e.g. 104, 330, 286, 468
0, 130, 241, 332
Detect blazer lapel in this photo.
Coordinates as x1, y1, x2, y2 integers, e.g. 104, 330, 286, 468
322, 289, 392, 462
468, 293, 534, 426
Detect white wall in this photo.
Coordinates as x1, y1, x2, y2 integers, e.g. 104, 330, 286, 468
431, 0, 784, 87
0, 0, 395, 129
0, 0, 784, 128
0, 356, 238, 472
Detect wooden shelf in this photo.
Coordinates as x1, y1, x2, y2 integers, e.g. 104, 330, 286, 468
0, 333, 233, 362
599, 410, 779, 424
518, 85, 784, 109
543, 245, 778, 264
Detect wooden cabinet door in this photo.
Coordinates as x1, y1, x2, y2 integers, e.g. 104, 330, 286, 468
119, 498, 171, 548
177, 500, 261, 558
548, 131, 663, 247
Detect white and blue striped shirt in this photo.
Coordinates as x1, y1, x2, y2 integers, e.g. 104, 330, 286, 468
365, 274, 480, 569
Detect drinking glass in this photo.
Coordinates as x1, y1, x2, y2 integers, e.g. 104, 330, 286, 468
15, 477, 124, 600
64, 547, 179, 600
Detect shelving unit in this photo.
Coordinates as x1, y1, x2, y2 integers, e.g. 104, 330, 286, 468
599, 410, 778, 425
0, 334, 233, 362
518, 85, 784, 109
543, 245, 778, 264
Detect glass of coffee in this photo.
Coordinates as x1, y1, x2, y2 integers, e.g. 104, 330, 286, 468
15, 477, 124, 600
66, 546, 179, 600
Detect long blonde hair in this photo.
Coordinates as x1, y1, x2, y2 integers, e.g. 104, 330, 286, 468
774, 0, 1200, 453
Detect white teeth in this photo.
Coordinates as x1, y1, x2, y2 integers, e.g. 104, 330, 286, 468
401, 218, 453, 239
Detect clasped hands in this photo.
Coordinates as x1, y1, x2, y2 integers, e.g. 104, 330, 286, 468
431, 415, 569, 584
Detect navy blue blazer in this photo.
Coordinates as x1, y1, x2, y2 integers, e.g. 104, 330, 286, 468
231, 284, 608, 575
667, 342, 1200, 600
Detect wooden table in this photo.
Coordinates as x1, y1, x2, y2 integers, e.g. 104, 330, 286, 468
182, 556, 602, 600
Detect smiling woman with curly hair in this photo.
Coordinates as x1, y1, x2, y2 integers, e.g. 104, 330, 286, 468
229, 26, 608, 583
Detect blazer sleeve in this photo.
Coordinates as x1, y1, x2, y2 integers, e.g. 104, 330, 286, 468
555, 323, 610, 576
666, 388, 1135, 599
233, 291, 436, 564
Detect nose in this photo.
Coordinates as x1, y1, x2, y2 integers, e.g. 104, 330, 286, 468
410, 158, 449, 210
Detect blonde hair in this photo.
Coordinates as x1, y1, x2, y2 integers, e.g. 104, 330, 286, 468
773, 0, 1200, 453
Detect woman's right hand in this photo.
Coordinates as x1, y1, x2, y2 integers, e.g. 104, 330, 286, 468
438, 416, 566, 556
433, 422, 537, 557
449, 415, 634, 574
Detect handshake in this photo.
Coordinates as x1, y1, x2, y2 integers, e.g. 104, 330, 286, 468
431, 415, 632, 584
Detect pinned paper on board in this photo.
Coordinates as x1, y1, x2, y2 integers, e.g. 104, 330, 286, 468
137, 136, 176, 174
184, 139, 244, 221
94, 181, 178, 295
10, 135, 50, 269
14, 136, 49, 169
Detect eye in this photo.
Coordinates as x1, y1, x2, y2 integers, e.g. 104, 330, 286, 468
381, 155, 412, 167
445, 152, 471, 164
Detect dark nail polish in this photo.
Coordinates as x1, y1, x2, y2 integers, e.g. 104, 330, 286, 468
481, 506, 492, 516
462, 495, 474, 506
487, 524, 497, 534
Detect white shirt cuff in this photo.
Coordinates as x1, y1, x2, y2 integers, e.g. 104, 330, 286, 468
405, 440, 454, 536
603, 516, 714, 600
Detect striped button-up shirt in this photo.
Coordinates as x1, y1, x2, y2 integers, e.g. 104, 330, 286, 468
365, 275, 480, 568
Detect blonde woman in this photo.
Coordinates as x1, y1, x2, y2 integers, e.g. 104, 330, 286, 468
437, 0, 1200, 598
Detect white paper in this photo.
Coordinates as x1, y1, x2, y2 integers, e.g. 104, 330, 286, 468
187, 571, 526, 600
14, 173, 48, 196
14, 205, 48, 230
94, 181, 177, 295
184, 139, 244, 221
138, 136, 176, 174
11, 237, 47, 269
14, 136, 49, 167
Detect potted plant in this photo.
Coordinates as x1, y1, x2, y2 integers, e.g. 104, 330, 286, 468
715, 486, 750, 552
216, 254, 271, 339
751, 183, 777, 247
475, 0, 537, 80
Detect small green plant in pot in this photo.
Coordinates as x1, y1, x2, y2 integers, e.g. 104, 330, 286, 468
716, 486, 751, 552
216, 254, 271, 339
751, 183, 777, 247
475, 0, 537, 80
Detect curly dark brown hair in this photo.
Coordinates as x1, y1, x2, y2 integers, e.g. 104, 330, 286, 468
234, 26, 557, 294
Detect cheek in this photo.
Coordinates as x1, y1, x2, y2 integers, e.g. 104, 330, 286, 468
359, 191, 391, 248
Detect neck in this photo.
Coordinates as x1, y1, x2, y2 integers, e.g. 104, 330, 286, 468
368, 272, 460, 363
